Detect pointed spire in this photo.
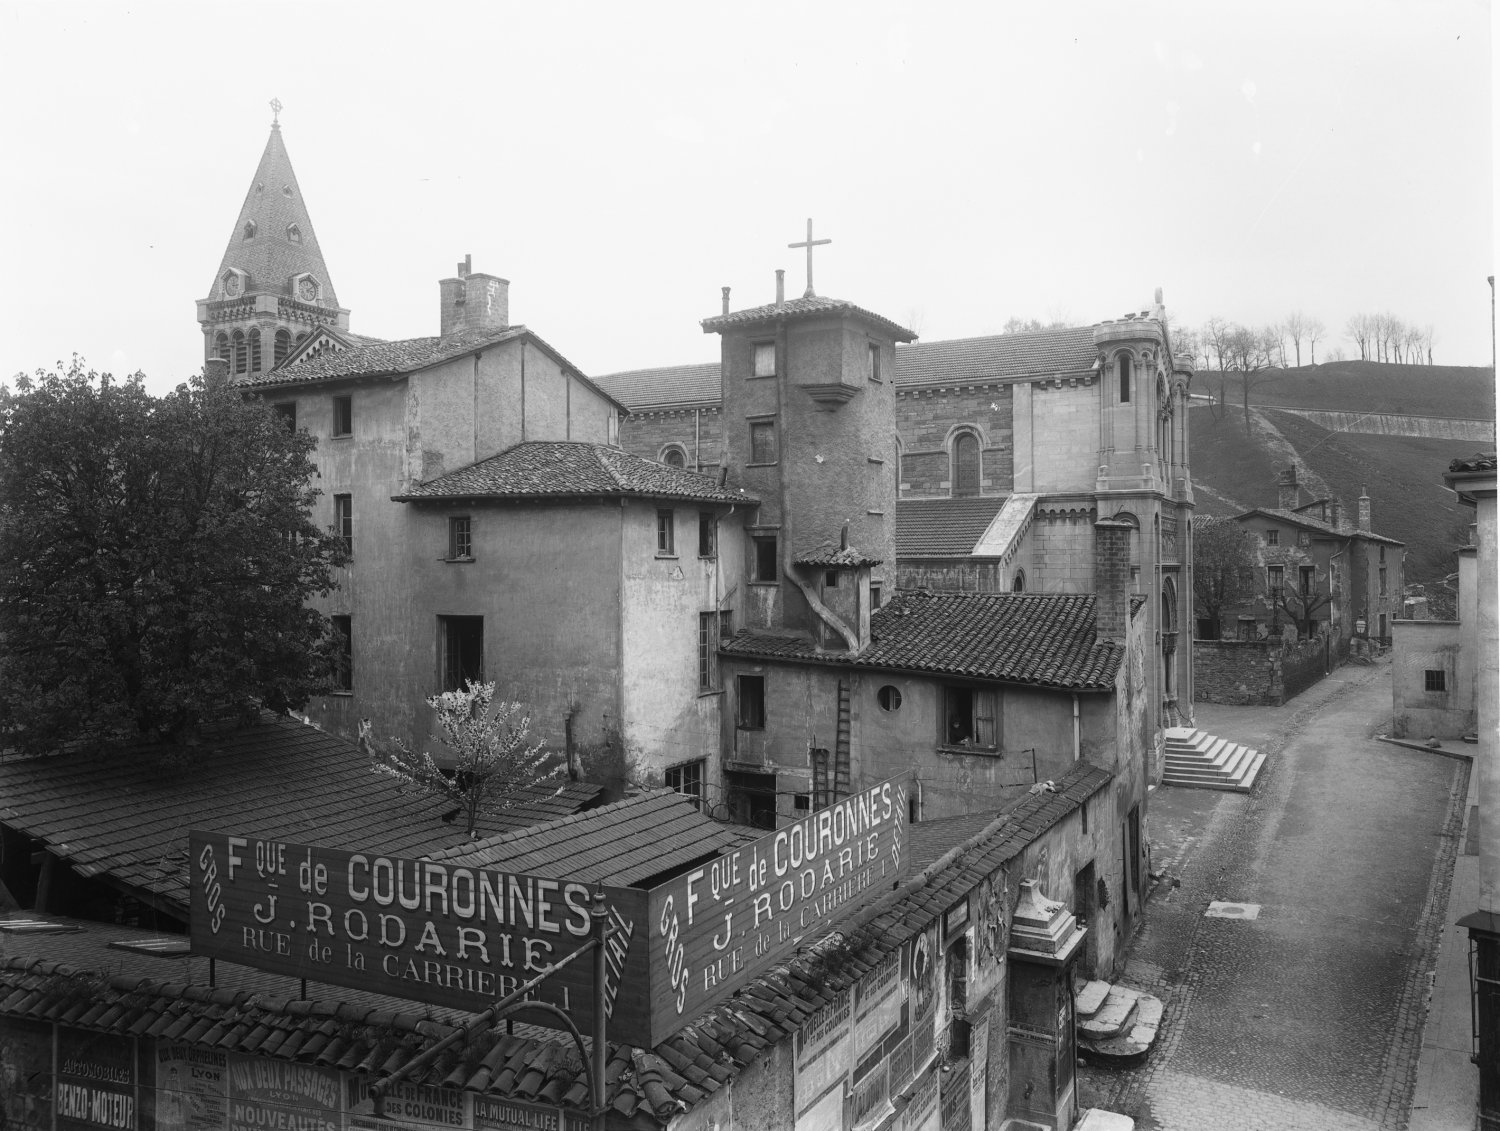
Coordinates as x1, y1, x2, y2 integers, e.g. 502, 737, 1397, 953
204, 118, 339, 310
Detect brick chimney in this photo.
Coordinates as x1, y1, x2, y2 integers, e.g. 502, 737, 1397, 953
1329, 498, 1343, 531
1358, 486, 1371, 532
1277, 467, 1300, 511
203, 357, 229, 388
439, 254, 510, 338
1094, 518, 1135, 643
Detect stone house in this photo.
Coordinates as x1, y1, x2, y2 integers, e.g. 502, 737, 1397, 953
1392, 453, 1496, 739
1217, 468, 1404, 650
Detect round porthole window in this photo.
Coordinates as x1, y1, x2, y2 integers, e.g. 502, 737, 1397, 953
877, 685, 902, 712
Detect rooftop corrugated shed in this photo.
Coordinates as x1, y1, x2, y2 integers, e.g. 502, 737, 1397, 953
0, 712, 601, 913
393, 442, 757, 505
895, 497, 1008, 558
722, 590, 1129, 690
0, 763, 1109, 1126
428, 791, 755, 887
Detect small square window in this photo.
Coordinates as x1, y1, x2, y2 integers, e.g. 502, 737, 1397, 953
753, 537, 778, 583
794, 793, 811, 812
737, 675, 766, 729
867, 343, 881, 382
749, 420, 777, 465
449, 516, 472, 561
331, 615, 352, 692
665, 760, 705, 811
824, 570, 839, 588
1266, 565, 1283, 591
334, 494, 352, 557
1298, 531, 1312, 548
871, 584, 882, 609
1424, 669, 1446, 692
272, 402, 297, 432
753, 342, 776, 377
1266, 529, 1280, 546
698, 512, 716, 558
332, 395, 353, 437
657, 509, 676, 556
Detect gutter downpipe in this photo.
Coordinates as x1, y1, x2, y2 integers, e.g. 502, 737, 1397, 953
1072, 694, 1081, 761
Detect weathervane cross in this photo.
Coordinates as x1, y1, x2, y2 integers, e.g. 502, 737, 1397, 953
788, 218, 831, 298
270, 98, 283, 126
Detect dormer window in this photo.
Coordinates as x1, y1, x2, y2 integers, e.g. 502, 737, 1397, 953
242, 220, 257, 240
286, 223, 302, 244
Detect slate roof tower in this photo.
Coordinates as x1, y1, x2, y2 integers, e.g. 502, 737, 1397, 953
196, 107, 350, 381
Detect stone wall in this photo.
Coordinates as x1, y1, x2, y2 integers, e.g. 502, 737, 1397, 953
1193, 637, 1330, 705
895, 384, 1014, 497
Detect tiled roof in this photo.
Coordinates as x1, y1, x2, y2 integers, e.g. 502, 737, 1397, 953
243, 326, 522, 386
1449, 453, 1498, 473
894, 326, 1099, 386
393, 442, 757, 505
895, 497, 1008, 557
596, 326, 1102, 411
0, 763, 1108, 1126
0, 713, 601, 914
722, 590, 1128, 690
428, 791, 754, 887
593, 362, 722, 411
206, 125, 340, 309
1238, 507, 1404, 546
700, 295, 916, 342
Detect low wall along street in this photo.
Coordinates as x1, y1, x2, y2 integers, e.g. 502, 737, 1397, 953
189, 776, 910, 1051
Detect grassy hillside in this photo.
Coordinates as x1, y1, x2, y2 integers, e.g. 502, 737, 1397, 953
1199, 360, 1495, 420
1189, 405, 1481, 584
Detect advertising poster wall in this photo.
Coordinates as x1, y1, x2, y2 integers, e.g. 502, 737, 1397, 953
56, 1028, 138, 1131
156, 1045, 227, 1131
968, 1020, 988, 1131
794, 986, 853, 1120
938, 1060, 971, 1131
225, 1055, 340, 1131
0, 1017, 54, 1131
189, 832, 652, 1047
967, 874, 1006, 1012
908, 924, 939, 1075
345, 1077, 468, 1130
900, 1070, 940, 1131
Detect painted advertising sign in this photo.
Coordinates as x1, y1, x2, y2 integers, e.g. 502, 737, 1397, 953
226, 1055, 341, 1131
900, 1070, 940, 1131
650, 777, 909, 1042
189, 832, 652, 1047
56, 1029, 137, 1131
345, 1076, 468, 1130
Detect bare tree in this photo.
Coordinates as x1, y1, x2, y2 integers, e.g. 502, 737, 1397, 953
1202, 316, 1233, 374
1224, 323, 1278, 437
1346, 313, 1372, 360
1284, 311, 1309, 367
1192, 516, 1258, 638
1425, 324, 1436, 365
1306, 317, 1326, 365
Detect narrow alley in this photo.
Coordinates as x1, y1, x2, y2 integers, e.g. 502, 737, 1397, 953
1080, 656, 1470, 1129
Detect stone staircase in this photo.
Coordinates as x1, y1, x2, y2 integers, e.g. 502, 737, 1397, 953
1075, 978, 1163, 1067
1161, 727, 1265, 793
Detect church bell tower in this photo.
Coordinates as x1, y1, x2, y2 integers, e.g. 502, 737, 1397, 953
196, 100, 349, 382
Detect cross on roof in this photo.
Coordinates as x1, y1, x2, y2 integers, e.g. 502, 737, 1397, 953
788, 218, 831, 298
270, 98, 283, 126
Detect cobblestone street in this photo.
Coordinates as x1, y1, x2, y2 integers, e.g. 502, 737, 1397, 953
1079, 656, 1470, 1129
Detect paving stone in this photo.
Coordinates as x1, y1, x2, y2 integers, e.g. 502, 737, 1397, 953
1076, 979, 1112, 1019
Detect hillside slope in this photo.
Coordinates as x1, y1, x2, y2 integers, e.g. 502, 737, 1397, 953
1189, 404, 1483, 584
1199, 360, 1495, 421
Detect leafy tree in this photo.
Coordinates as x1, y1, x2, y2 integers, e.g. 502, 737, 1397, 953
1191, 516, 1258, 638
0, 360, 346, 752
370, 680, 560, 838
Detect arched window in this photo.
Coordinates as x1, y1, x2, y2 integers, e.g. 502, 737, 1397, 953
242, 220, 257, 240
249, 329, 262, 372
295, 332, 308, 346
232, 330, 247, 375
1119, 354, 1132, 403
951, 432, 980, 497
213, 332, 230, 362
286, 223, 302, 244
1012, 569, 1026, 592
274, 328, 290, 367
661, 446, 686, 469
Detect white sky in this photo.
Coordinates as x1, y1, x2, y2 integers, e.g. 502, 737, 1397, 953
1, 1, 1493, 396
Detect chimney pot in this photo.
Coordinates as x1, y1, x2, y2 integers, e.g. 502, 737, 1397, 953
1358, 487, 1371, 532
775, 269, 785, 308
722, 286, 731, 316
1277, 466, 1300, 511
439, 259, 510, 338
458, 254, 471, 278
